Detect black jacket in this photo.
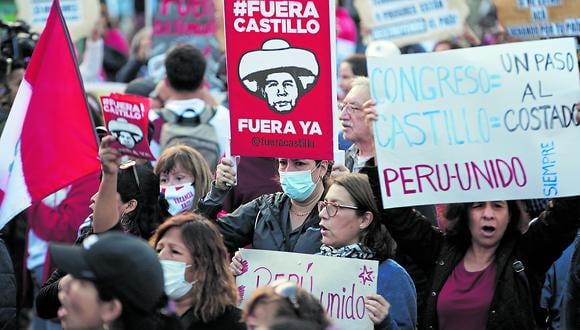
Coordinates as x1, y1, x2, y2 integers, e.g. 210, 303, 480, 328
0, 238, 16, 330
382, 197, 580, 330
181, 305, 245, 330
199, 187, 322, 254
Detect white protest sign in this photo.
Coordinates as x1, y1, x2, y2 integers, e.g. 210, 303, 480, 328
367, 38, 580, 208
16, 0, 100, 41
354, 0, 469, 47
236, 249, 378, 330
495, 0, 580, 39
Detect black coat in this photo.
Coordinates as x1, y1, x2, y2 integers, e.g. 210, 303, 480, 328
0, 238, 16, 330
382, 197, 580, 330
181, 305, 245, 330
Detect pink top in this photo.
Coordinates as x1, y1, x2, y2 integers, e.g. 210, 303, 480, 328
336, 7, 356, 42
437, 260, 496, 330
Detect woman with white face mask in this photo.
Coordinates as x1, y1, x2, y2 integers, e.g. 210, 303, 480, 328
198, 158, 331, 273
150, 213, 244, 330
154, 145, 213, 218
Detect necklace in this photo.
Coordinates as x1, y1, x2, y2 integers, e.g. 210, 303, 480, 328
290, 208, 311, 217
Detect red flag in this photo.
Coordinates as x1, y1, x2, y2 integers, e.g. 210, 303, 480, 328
0, 0, 100, 228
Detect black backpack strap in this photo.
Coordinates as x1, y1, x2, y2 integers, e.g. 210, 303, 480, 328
198, 105, 218, 124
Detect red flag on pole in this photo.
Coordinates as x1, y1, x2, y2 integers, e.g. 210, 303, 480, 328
0, 0, 100, 228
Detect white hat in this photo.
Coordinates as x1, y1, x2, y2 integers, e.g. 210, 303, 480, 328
365, 40, 401, 58
108, 118, 143, 138
238, 39, 319, 93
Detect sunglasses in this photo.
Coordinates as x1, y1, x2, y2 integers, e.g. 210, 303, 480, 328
119, 160, 141, 195
318, 200, 359, 217
271, 281, 301, 317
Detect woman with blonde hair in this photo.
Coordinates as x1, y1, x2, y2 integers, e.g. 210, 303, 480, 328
155, 144, 212, 217
151, 213, 245, 329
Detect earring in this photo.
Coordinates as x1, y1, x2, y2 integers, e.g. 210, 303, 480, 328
103, 323, 110, 330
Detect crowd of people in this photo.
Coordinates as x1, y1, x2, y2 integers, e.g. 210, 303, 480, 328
1, 1, 579, 330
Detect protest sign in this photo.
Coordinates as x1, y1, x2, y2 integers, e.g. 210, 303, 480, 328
150, 0, 222, 87
16, 0, 100, 41
354, 0, 469, 47
224, 0, 336, 159
495, 0, 580, 39
100, 93, 155, 161
367, 38, 580, 208
236, 249, 378, 330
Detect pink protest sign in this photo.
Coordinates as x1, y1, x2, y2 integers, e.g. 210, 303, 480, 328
235, 249, 377, 330
100, 93, 155, 161
224, 0, 336, 159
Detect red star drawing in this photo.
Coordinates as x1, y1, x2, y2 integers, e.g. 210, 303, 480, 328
358, 265, 374, 285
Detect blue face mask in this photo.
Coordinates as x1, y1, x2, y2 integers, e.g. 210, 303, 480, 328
280, 165, 320, 202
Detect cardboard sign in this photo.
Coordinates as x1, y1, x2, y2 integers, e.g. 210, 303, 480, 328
16, 0, 100, 41
224, 0, 336, 159
354, 0, 469, 47
236, 249, 378, 330
495, 0, 580, 39
150, 0, 222, 88
367, 38, 580, 208
100, 93, 155, 161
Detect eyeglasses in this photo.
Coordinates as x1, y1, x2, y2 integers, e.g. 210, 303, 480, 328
318, 200, 359, 217
338, 102, 362, 114
119, 160, 141, 194
271, 281, 301, 317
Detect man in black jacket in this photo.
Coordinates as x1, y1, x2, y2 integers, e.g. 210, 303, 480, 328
0, 237, 16, 330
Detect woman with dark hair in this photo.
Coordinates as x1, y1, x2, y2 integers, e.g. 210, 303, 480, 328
338, 53, 367, 97
382, 196, 580, 329
242, 281, 332, 330
150, 213, 245, 329
318, 173, 416, 329
49, 232, 173, 330
91, 135, 161, 238
200, 158, 331, 257
35, 135, 162, 319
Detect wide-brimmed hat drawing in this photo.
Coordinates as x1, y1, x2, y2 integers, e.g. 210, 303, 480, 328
108, 118, 144, 148
238, 39, 319, 113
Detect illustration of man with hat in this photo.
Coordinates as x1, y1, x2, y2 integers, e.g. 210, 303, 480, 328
238, 39, 319, 113
107, 118, 144, 149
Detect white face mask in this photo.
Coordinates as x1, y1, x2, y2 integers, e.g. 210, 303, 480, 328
161, 183, 195, 216
160, 259, 195, 300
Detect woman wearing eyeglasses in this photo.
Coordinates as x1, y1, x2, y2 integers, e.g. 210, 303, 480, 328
318, 173, 416, 330
151, 212, 246, 330
200, 158, 331, 257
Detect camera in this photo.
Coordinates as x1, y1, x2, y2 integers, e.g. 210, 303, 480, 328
0, 19, 38, 79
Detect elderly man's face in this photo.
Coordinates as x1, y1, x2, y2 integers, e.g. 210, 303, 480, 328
340, 85, 371, 144
263, 72, 298, 112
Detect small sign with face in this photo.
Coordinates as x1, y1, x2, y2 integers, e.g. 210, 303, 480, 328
100, 93, 155, 161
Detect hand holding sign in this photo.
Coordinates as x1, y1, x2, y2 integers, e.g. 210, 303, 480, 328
365, 294, 390, 325
100, 93, 155, 161
216, 158, 238, 190
99, 136, 122, 175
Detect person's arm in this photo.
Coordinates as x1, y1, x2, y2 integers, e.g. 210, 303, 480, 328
27, 173, 99, 242
215, 197, 262, 252
376, 260, 417, 330
92, 136, 122, 233
197, 157, 236, 219
381, 207, 444, 275
520, 196, 580, 276
563, 239, 580, 329
35, 267, 66, 319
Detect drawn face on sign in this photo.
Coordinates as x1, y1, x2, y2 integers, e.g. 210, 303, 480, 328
108, 118, 144, 149
239, 39, 319, 114
261, 72, 299, 112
